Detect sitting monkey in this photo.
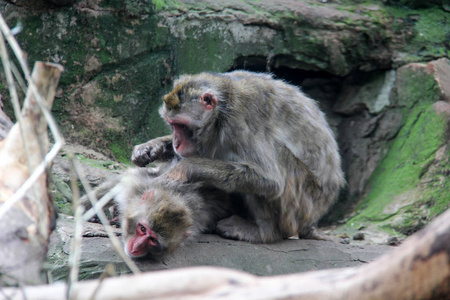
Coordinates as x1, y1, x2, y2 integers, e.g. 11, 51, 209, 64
132, 71, 345, 242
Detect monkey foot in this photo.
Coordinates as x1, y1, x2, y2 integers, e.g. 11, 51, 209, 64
215, 215, 262, 243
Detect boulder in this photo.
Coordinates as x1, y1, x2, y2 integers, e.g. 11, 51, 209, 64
332, 58, 450, 240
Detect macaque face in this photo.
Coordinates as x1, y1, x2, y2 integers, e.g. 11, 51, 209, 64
161, 83, 218, 158
124, 221, 161, 258
121, 189, 193, 258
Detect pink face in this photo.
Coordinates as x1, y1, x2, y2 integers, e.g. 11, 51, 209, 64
172, 122, 196, 157
125, 190, 161, 258
165, 92, 218, 158
125, 222, 160, 258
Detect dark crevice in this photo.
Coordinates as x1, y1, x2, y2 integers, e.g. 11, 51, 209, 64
228, 55, 344, 108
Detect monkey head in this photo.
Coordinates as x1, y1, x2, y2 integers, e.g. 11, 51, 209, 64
121, 189, 194, 258
160, 78, 220, 158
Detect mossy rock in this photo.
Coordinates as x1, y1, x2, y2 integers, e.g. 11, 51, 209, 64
341, 59, 450, 239
50, 144, 129, 217
2, 0, 449, 163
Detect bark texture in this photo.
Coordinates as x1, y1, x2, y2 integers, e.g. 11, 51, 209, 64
0, 61, 63, 286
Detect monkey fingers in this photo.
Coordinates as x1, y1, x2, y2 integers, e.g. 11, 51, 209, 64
131, 135, 174, 167
131, 143, 153, 167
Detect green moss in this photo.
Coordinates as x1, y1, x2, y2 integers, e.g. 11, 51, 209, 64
342, 60, 450, 236
339, 61, 448, 236
414, 8, 448, 42
109, 140, 131, 164
174, 24, 236, 74
135, 100, 171, 142
152, 0, 182, 11
57, 202, 74, 216
96, 47, 113, 66
350, 105, 446, 225
422, 147, 450, 217
76, 154, 126, 169
385, 6, 450, 60
49, 174, 75, 216
282, 27, 328, 59
393, 66, 441, 108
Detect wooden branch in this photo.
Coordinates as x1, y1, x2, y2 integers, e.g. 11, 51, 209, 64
0, 62, 63, 286
3, 208, 449, 299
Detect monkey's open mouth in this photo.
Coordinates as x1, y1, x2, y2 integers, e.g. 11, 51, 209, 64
172, 123, 194, 156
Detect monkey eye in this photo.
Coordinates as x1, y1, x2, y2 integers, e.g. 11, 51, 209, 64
150, 237, 157, 244
137, 223, 147, 234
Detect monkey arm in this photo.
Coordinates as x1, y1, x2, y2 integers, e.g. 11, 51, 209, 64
79, 174, 121, 211
167, 158, 283, 199
131, 135, 175, 167
80, 164, 172, 221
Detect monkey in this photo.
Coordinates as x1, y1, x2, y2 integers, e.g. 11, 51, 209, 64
80, 160, 231, 258
132, 70, 345, 243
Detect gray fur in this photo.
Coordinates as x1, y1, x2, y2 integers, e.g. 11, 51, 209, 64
80, 160, 230, 256
133, 70, 345, 243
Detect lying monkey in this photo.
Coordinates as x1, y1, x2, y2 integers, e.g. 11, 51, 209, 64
80, 161, 231, 258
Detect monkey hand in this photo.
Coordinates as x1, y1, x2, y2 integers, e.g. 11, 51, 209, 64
131, 141, 161, 167
131, 135, 174, 167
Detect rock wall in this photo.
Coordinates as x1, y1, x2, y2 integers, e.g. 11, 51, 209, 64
344, 59, 450, 236
1, 0, 449, 236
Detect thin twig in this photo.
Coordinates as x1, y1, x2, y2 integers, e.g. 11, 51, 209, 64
0, 22, 32, 172
72, 160, 141, 275
82, 188, 121, 222
89, 264, 117, 300
0, 13, 30, 87
67, 156, 84, 300
10, 60, 27, 94
0, 10, 65, 164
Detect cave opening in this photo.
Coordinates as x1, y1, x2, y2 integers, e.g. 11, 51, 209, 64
228, 55, 344, 114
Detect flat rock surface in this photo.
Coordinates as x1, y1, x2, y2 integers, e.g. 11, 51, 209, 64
48, 215, 393, 281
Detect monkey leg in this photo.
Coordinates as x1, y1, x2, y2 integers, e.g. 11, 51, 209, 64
215, 215, 263, 242
215, 213, 283, 244
299, 227, 340, 242
131, 135, 175, 167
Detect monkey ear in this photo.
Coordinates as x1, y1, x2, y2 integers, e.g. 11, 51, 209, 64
200, 93, 217, 110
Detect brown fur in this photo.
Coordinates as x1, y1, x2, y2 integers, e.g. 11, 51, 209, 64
80, 161, 230, 257
133, 70, 345, 243
163, 84, 182, 109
